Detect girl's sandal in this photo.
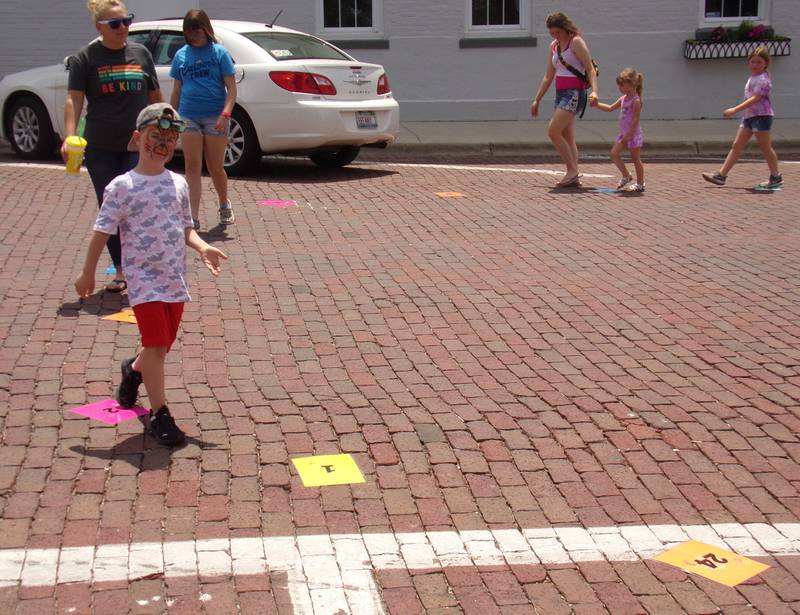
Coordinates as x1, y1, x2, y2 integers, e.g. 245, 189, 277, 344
105, 279, 128, 293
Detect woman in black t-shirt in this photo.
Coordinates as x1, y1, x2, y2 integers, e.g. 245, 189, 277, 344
63, 0, 162, 293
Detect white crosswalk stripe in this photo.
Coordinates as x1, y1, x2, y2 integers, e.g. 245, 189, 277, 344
1, 522, 799, 614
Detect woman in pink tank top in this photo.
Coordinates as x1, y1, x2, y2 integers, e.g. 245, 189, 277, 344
531, 12, 598, 187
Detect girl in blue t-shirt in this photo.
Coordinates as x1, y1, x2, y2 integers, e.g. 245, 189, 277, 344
170, 9, 237, 228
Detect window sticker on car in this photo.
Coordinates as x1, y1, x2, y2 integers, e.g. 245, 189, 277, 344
270, 49, 293, 58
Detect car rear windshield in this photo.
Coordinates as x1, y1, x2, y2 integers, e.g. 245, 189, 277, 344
242, 32, 350, 61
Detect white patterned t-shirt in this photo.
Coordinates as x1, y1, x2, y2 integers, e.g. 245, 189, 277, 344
94, 169, 194, 307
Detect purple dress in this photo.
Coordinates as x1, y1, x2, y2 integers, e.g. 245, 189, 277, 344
616, 94, 644, 149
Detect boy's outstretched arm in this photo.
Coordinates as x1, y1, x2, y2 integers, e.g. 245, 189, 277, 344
75, 231, 110, 298
185, 228, 228, 276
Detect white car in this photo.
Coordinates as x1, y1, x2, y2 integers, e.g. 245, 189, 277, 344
0, 19, 399, 174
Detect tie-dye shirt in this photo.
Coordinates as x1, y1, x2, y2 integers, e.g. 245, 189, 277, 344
742, 71, 773, 119
94, 170, 194, 307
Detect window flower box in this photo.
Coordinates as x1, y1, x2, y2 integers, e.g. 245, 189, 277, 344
684, 37, 791, 59
685, 23, 791, 59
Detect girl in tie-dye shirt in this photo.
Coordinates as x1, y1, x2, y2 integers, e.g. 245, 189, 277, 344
702, 47, 782, 190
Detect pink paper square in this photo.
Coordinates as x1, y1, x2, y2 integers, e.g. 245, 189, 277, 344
69, 399, 149, 425
257, 199, 296, 207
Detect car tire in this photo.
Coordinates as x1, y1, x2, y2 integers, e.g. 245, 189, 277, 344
8, 95, 56, 159
309, 146, 361, 168
224, 107, 261, 176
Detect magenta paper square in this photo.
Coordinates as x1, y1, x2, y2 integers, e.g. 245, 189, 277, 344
69, 399, 149, 425
257, 199, 296, 207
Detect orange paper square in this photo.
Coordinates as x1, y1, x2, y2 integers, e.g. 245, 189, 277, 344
102, 309, 137, 324
653, 540, 770, 587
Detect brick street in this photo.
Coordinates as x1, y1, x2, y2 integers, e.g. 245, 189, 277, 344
0, 154, 799, 614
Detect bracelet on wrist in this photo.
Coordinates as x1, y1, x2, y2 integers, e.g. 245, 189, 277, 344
220, 112, 232, 118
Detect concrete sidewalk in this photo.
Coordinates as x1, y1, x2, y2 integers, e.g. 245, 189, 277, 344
394, 118, 800, 156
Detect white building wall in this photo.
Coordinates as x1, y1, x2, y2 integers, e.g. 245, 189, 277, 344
1, 0, 798, 120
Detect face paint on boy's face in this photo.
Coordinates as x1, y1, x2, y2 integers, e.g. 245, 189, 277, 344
143, 127, 179, 160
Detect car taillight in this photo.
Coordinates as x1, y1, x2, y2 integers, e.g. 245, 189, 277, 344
377, 73, 390, 95
269, 71, 337, 95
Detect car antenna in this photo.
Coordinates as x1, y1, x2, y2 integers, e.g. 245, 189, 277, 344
268, 9, 283, 27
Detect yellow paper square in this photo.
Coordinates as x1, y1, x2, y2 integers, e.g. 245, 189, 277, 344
102, 309, 137, 324
653, 540, 770, 587
291, 454, 365, 487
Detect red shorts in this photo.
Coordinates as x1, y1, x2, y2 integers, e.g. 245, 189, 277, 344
132, 302, 184, 351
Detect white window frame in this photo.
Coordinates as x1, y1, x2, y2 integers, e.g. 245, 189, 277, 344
464, 0, 530, 35
317, 0, 383, 37
698, 0, 771, 26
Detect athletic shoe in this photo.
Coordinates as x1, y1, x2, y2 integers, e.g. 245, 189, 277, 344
150, 406, 186, 446
219, 203, 235, 225
701, 172, 726, 186
757, 174, 783, 190
116, 357, 142, 408
627, 182, 646, 192
192, 218, 201, 231
617, 176, 633, 190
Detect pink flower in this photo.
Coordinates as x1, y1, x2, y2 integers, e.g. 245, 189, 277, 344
748, 25, 767, 39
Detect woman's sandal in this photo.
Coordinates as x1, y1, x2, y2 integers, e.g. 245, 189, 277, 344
556, 174, 582, 188
105, 278, 127, 293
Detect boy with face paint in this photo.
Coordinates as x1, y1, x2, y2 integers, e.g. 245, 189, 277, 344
76, 103, 228, 446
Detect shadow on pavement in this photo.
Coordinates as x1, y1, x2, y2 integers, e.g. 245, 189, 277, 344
70, 432, 215, 470
58, 291, 130, 318
198, 224, 237, 243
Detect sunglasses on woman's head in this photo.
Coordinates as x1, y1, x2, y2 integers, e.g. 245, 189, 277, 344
97, 14, 134, 29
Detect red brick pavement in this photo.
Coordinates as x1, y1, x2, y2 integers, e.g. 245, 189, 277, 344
0, 156, 799, 613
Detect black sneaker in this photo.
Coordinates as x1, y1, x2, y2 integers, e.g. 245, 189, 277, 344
116, 357, 142, 408
757, 174, 783, 190
702, 172, 727, 186
150, 406, 186, 446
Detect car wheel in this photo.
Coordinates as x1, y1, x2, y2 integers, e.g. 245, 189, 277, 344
8, 95, 56, 159
309, 146, 361, 168
224, 107, 261, 176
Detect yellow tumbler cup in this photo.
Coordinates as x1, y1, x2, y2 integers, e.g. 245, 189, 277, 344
65, 136, 87, 175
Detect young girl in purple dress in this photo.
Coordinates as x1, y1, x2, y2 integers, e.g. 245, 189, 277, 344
591, 68, 645, 192
702, 47, 782, 190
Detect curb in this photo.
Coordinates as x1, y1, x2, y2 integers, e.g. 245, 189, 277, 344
387, 139, 800, 157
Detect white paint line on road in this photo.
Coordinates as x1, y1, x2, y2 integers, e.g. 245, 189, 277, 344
2, 159, 614, 178
1, 523, 799, 614
0, 162, 79, 171
358, 160, 613, 178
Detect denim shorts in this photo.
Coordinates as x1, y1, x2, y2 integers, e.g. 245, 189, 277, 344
554, 88, 588, 117
184, 115, 228, 137
741, 115, 773, 132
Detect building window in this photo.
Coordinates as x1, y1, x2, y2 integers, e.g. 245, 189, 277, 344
465, 0, 528, 34
319, 0, 382, 35
700, 0, 770, 24
471, 0, 520, 26
704, 0, 758, 18
324, 0, 371, 29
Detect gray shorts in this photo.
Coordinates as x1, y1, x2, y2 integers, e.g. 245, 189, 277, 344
183, 115, 227, 137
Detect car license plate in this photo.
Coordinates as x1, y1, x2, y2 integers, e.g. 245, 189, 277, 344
356, 111, 378, 129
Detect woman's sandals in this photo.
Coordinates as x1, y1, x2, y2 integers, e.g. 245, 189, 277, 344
556, 173, 582, 188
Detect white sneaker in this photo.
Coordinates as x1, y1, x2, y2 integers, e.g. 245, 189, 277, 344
626, 182, 645, 192
617, 176, 633, 190
219, 202, 235, 225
